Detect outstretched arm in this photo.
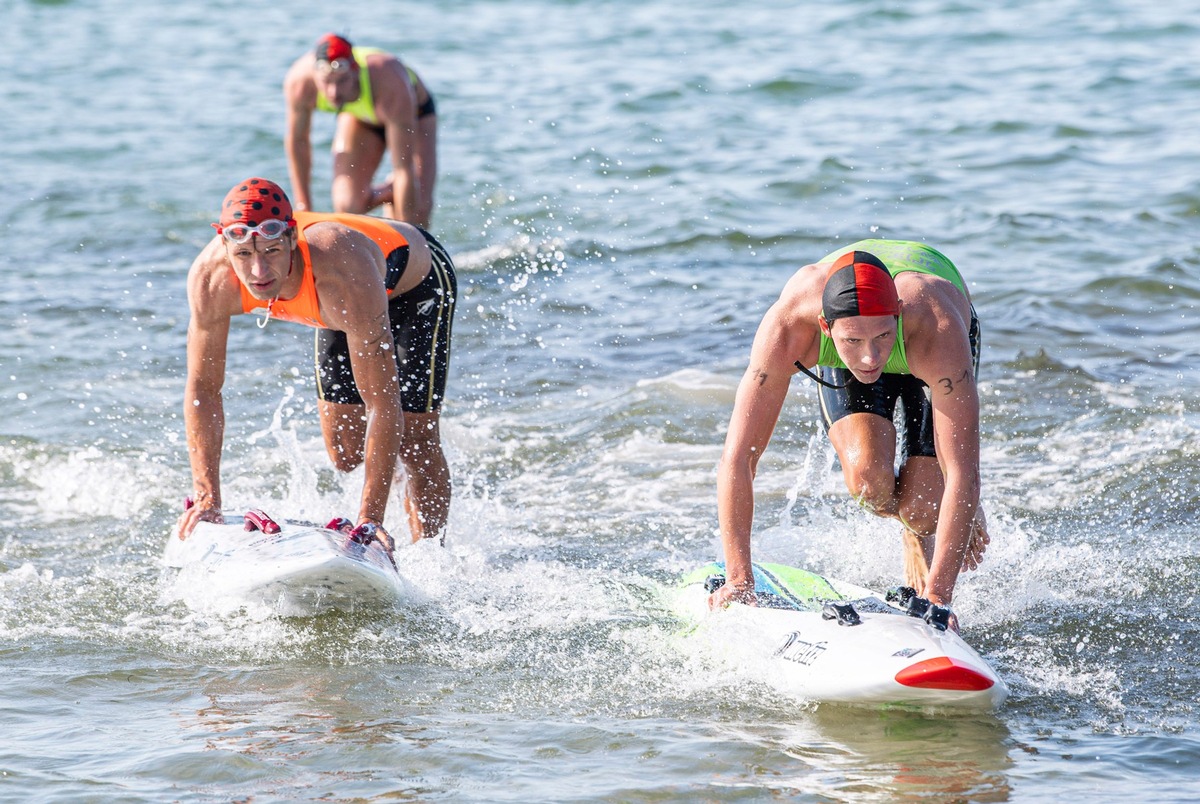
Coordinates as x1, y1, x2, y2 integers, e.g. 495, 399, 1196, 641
711, 280, 819, 608
314, 229, 405, 536
713, 361, 791, 605
344, 309, 405, 531
374, 61, 422, 224
284, 63, 318, 211
178, 250, 235, 538
908, 298, 981, 607
923, 369, 981, 607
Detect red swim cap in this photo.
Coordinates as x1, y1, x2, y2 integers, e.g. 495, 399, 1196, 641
218, 178, 294, 227
821, 251, 900, 322
315, 33, 354, 64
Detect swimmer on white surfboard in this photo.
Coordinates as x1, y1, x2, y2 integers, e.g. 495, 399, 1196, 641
177, 178, 457, 550
711, 241, 989, 628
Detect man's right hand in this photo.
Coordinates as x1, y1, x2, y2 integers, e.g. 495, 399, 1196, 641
706, 581, 758, 610
175, 504, 223, 540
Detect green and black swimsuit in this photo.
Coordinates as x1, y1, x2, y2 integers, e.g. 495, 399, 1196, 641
812, 240, 980, 461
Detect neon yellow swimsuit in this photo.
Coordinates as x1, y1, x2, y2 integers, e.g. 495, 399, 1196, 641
315, 47, 422, 125
815, 240, 968, 375
315, 47, 381, 124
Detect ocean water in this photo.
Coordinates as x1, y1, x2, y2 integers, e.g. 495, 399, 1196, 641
3, 0, 1200, 800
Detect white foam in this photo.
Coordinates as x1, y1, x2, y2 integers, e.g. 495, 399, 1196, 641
10, 444, 180, 522
453, 233, 568, 275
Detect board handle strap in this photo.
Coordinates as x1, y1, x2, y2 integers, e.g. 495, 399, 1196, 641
244, 509, 282, 534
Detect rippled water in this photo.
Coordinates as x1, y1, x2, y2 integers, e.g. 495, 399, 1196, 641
3, 0, 1200, 800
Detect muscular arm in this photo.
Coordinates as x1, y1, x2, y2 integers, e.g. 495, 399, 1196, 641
373, 60, 422, 223
178, 244, 237, 536
713, 272, 822, 605
907, 293, 981, 606
344, 310, 404, 525
284, 61, 318, 212
717, 359, 791, 596
312, 228, 405, 527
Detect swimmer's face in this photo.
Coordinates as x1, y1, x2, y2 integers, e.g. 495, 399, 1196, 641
224, 231, 297, 301
820, 313, 900, 385
314, 59, 360, 109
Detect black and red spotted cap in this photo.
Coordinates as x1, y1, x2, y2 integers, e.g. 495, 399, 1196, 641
821, 251, 900, 322
217, 178, 294, 228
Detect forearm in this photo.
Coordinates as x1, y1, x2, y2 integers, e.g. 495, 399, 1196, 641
924, 475, 979, 604
184, 389, 225, 509
717, 454, 757, 588
358, 403, 403, 524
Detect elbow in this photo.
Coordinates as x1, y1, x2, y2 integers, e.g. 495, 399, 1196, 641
718, 445, 760, 482
184, 383, 220, 411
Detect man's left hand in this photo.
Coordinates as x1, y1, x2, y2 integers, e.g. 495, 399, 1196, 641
963, 509, 990, 572
351, 520, 395, 554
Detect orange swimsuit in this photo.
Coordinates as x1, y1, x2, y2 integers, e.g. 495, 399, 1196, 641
238, 211, 413, 328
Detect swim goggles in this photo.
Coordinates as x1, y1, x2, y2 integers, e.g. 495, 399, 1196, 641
216, 219, 294, 244
315, 58, 354, 76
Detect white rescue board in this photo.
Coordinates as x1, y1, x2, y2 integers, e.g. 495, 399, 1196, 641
676, 562, 1008, 710
163, 509, 410, 616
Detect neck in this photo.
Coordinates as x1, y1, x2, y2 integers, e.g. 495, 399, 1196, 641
275, 246, 300, 300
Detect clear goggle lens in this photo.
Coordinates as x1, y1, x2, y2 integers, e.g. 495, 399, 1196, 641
316, 58, 353, 76
220, 219, 291, 244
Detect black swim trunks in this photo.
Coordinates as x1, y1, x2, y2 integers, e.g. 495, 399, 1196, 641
314, 228, 456, 413
816, 313, 981, 461
416, 90, 437, 119
363, 89, 437, 139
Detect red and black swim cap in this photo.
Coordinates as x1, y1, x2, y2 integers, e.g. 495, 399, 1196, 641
314, 33, 354, 64
821, 251, 900, 322
218, 178, 294, 228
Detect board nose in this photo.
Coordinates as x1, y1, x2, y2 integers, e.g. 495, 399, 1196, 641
894, 656, 996, 691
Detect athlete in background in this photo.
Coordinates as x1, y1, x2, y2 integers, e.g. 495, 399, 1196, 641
178, 178, 455, 548
710, 241, 988, 627
284, 33, 437, 226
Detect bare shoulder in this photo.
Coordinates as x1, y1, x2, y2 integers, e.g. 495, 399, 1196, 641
897, 273, 975, 385
302, 219, 381, 254
773, 262, 826, 324
187, 237, 241, 320
750, 262, 825, 369
366, 50, 408, 78
304, 222, 387, 291
283, 55, 317, 102
896, 272, 972, 336
369, 54, 417, 117
305, 223, 390, 333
